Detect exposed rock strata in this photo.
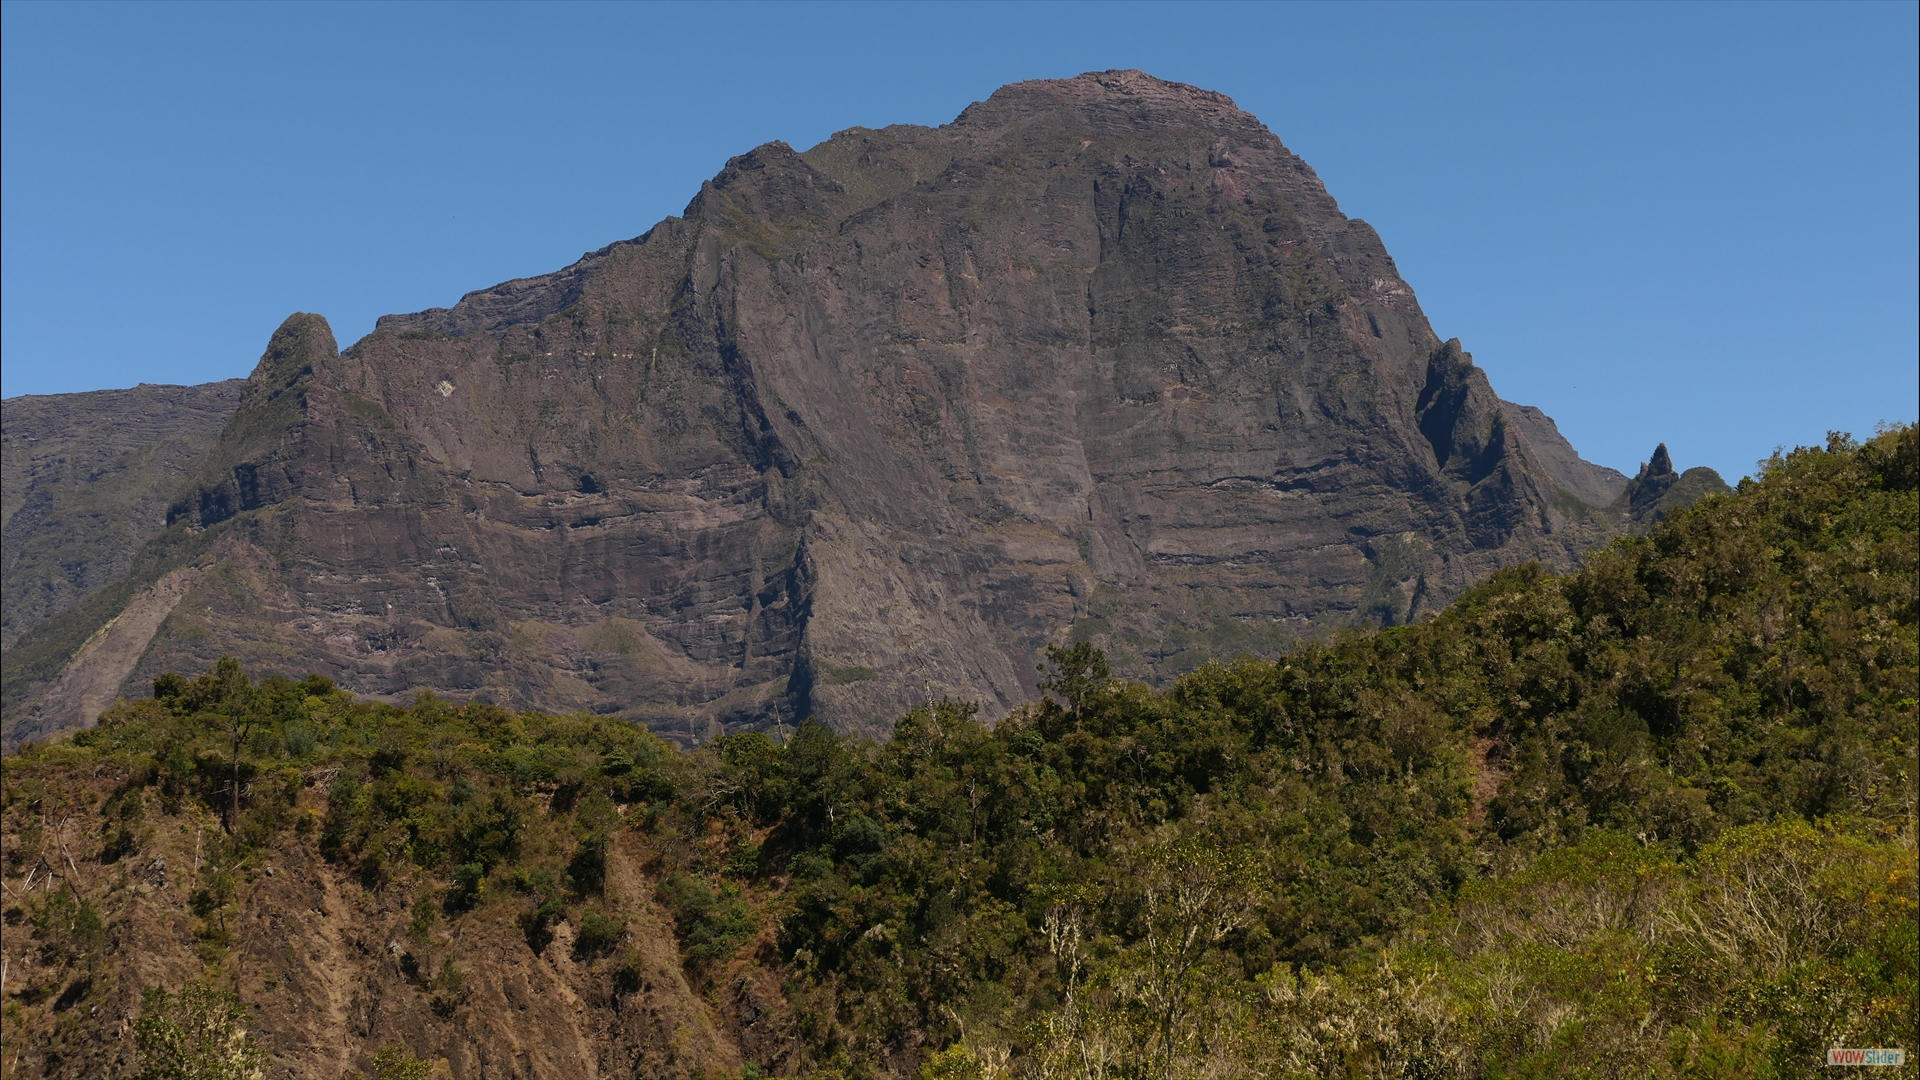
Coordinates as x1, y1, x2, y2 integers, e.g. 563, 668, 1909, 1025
7, 71, 1679, 746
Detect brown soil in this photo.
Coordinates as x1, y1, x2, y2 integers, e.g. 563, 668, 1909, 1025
0, 762, 784, 1079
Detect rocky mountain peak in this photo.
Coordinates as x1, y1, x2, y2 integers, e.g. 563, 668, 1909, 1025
961, 70, 1252, 130
1628, 442, 1680, 515
1620, 441, 1730, 529
169, 313, 335, 530
3, 72, 1714, 749
1645, 442, 1676, 480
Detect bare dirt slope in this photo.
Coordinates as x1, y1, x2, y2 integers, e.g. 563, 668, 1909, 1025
5, 568, 205, 750
0, 760, 768, 1079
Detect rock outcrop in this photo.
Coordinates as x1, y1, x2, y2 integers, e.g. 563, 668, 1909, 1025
5, 71, 1697, 747
1620, 442, 1731, 530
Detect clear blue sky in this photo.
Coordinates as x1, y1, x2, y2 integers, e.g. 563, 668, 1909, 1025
3, 2, 1914, 482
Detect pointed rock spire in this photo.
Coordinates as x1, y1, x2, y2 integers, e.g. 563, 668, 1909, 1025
1627, 443, 1680, 517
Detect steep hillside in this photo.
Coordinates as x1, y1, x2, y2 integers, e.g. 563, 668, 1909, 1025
4, 71, 1708, 749
2, 425, 1908, 1079
0, 382, 245, 647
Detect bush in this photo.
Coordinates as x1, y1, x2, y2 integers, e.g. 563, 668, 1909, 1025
31, 886, 108, 966
444, 862, 485, 913
133, 982, 269, 1080
658, 874, 754, 969
518, 896, 566, 954
565, 838, 607, 895
574, 908, 625, 959
357, 1045, 433, 1080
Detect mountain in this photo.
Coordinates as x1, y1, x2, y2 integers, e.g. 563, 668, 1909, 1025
2, 71, 1713, 749
1619, 440, 1733, 529
1, 381, 246, 647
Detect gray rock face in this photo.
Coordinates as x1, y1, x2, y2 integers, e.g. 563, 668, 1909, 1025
1627, 443, 1681, 516
1498, 401, 1630, 509
1, 381, 245, 646
6, 71, 1649, 746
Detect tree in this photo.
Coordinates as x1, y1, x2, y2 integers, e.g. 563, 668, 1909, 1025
215, 657, 258, 835
133, 982, 268, 1080
1122, 839, 1263, 1080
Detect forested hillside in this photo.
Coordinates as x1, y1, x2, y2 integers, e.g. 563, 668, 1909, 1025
2, 425, 1913, 1079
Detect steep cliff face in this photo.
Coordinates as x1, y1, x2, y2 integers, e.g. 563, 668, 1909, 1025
7, 71, 1640, 746
1, 382, 245, 647
1497, 401, 1630, 510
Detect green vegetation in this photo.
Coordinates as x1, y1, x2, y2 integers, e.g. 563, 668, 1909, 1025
356, 1045, 437, 1080
3, 426, 1913, 1077
340, 393, 400, 430
132, 981, 268, 1080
